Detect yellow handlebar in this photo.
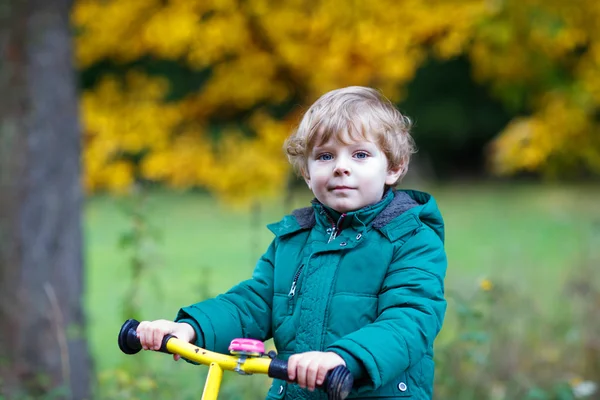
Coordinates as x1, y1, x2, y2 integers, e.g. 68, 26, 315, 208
163, 336, 272, 375
118, 318, 354, 400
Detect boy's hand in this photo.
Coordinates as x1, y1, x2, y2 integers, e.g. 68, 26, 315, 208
287, 351, 346, 391
136, 319, 196, 361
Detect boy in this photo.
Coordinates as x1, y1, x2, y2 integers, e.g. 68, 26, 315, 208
137, 86, 447, 399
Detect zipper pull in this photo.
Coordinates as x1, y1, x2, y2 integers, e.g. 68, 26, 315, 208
327, 227, 336, 243
288, 281, 297, 297
288, 264, 304, 298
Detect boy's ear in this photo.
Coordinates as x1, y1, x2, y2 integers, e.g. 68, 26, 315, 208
385, 164, 403, 185
302, 171, 312, 190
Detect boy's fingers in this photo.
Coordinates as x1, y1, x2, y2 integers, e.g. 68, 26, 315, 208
152, 328, 161, 351
316, 367, 327, 386
140, 333, 149, 350
296, 358, 311, 388
287, 356, 298, 381
138, 332, 146, 350
306, 363, 319, 391
136, 322, 147, 349
158, 328, 168, 351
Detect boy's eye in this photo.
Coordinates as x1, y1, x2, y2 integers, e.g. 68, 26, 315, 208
318, 153, 333, 161
354, 151, 369, 159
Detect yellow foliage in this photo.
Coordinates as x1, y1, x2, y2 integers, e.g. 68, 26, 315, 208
74, 0, 487, 201
73, 0, 600, 201
73, 0, 161, 66
471, 0, 600, 175
489, 92, 600, 176
81, 72, 183, 192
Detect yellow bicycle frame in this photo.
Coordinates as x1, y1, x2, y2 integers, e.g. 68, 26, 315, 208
165, 337, 272, 400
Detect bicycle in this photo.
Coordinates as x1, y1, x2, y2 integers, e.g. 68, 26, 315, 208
118, 319, 354, 400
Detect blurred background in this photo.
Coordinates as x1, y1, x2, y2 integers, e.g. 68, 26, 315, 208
1, 0, 599, 399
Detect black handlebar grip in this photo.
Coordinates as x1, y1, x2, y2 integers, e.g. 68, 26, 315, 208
118, 319, 176, 355
267, 358, 289, 380
159, 334, 177, 353
322, 365, 354, 400
118, 319, 142, 354
268, 360, 354, 400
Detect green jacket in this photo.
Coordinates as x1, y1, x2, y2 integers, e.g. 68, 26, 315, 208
176, 190, 447, 399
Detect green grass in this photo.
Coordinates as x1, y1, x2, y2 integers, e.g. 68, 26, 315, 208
84, 182, 600, 395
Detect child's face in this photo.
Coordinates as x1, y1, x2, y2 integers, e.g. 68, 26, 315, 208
303, 131, 402, 213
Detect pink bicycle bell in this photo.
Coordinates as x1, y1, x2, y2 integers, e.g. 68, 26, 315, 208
229, 338, 265, 357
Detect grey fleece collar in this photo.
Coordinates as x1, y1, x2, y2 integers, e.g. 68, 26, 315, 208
291, 191, 419, 230
291, 206, 316, 229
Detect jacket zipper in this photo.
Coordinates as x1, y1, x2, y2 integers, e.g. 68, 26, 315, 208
327, 213, 346, 243
288, 264, 304, 297
288, 264, 304, 313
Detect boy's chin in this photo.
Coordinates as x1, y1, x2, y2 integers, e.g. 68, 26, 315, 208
324, 200, 361, 213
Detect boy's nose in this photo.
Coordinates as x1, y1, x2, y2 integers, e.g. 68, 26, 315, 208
333, 159, 351, 175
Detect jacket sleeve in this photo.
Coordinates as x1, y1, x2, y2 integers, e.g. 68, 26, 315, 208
175, 240, 276, 354
326, 226, 447, 390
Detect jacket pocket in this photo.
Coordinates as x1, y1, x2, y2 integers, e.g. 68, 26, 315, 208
266, 379, 287, 400
349, 372, 412, 398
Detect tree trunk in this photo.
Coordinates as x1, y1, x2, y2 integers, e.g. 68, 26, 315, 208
0, 0, 91, 398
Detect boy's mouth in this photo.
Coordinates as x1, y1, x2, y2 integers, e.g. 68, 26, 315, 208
330, 186, 354, 191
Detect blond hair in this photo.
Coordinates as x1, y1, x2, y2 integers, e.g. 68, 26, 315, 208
284, 86, 416, 184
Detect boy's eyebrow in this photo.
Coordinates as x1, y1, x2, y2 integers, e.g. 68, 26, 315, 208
310, 145, 329, 154
311, 140, 378, 153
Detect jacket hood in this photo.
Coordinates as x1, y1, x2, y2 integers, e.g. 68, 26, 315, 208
395, 190, 445, 243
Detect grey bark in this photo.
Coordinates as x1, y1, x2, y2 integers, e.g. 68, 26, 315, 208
0, 0, 92, 399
